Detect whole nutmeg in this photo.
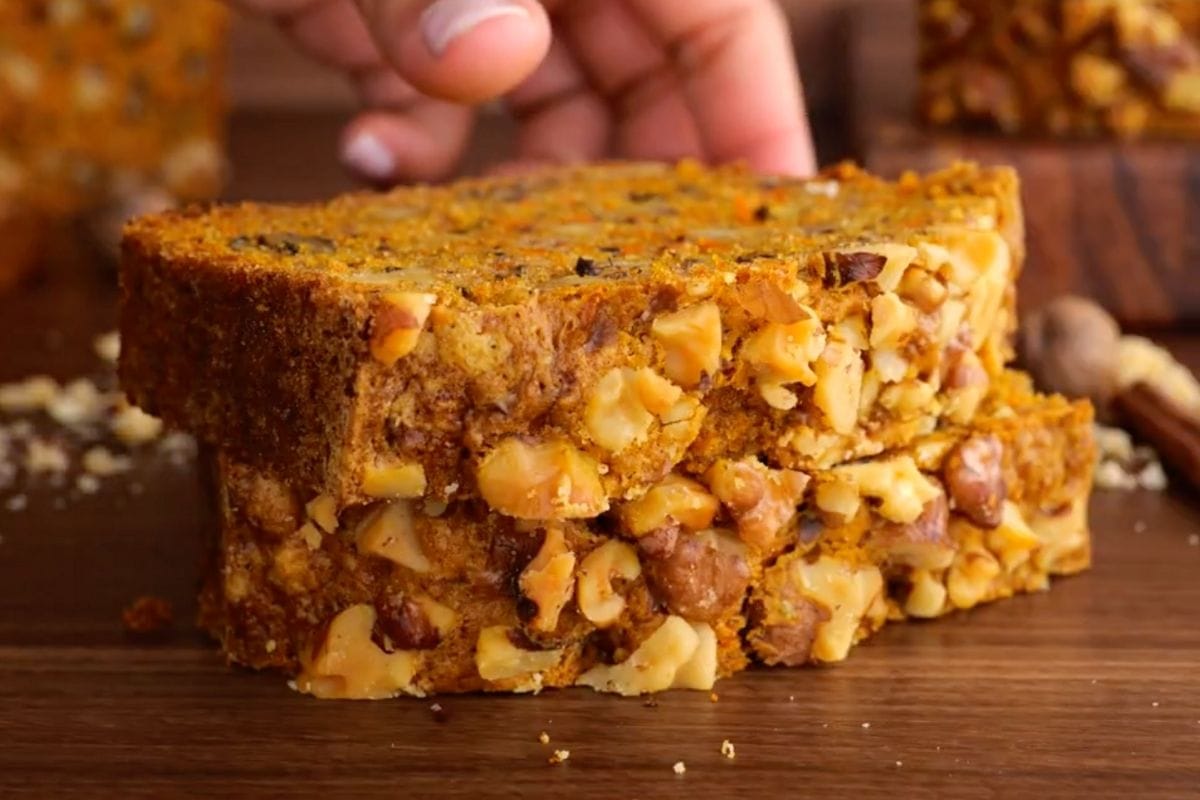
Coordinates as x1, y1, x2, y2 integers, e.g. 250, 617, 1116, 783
1019, 295, 1121, 412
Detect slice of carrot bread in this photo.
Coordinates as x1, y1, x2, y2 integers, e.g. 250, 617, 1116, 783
122, 160, 1024, 514
201, 373, 1093, 698
0, 0, 228, 219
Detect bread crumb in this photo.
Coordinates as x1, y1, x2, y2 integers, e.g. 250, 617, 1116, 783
1188, 534, 1199, 547
1134, 520, 1147, 534
862, 722, 871, 729
110, 404, 164, 445
549, 749, 569, 765
672, 761, 686, 775
538, 731, 550, 745
709, 692, 719, 703
1152, 701, 1159, 707
896, 761, 903, 767
265, 639, 277, 653
5, 494, 27, 512
93, 331, 120, 363
82, 446, 132, 476
0, 376, 59, 413
76, 473, 100, 494
720, 739, 735, 760
46, 378, 109, 426
25, 438, 69, 474
1137, 461, 1168, 491
122, 595, 173, 633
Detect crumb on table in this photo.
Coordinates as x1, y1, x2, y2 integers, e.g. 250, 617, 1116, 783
121, 595, 173, 633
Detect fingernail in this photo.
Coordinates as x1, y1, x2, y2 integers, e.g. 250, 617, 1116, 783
341, 131, 394, 181
420, 0, 529, 57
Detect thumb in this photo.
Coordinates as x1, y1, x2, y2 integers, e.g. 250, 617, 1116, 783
354, 0, 551, 104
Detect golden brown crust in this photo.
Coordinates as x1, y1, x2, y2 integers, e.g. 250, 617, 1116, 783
200, 378, 1094, 697
121, 161, 1024, 512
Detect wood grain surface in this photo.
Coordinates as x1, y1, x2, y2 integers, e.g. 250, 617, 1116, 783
850, 1, 1200, 328
2, 113, 1200, 799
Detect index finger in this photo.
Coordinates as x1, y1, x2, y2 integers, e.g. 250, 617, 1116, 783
625, 0, 815, 176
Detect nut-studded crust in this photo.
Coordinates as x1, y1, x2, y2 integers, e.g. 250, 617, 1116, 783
0, 0, 228, 218
200, 376, 1094, 698
919, 0, 1200, 138
122, 160, 1024, 514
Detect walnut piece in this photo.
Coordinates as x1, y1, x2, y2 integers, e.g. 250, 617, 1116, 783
305, 493, 339, 534
476, 438, 608, 519
706, 458, 809, 548
576, 539, 641, 627
986, 501, 1042, 569
740, 315, 826, 410
370, 291, 437, 366
585, 367, 683, 453
821, 456, 941, 524
651, 302, 722, 388
518, 525, 577, 633
355, 500, 432, 573
616, 474, 718, 537
785, 554, 885, 662
297, 604, 419, 699
903, 569, 948, 618
1019, 295, 1120, 411
866, 493, 954, 571
813, 339, 864, 435
576, 616, 717, 695
475, 626, 563, 689
944, 434, 1006, 528
643, 529, 750, 623
362, 460, 427, 499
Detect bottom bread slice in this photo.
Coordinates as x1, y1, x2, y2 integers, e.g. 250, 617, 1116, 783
201, 377, 1094, 698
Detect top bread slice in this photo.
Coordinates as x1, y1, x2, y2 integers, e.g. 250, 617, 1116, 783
119, 160, 1023, 516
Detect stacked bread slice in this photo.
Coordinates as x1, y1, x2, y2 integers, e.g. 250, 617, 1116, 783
119, 161, 1095, 698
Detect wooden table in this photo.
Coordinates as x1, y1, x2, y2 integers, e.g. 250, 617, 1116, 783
2, 113, 1199, 799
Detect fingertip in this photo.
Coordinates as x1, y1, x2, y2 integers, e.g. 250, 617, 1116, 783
374, 0, 551, 103
341, 106, 474, 185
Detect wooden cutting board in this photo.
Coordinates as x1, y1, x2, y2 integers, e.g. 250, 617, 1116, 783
849, 0, 1200, 328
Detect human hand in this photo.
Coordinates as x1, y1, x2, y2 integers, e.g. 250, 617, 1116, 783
236, 0, 816, 181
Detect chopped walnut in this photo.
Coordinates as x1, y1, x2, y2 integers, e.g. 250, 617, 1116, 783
369, 291, 437, 366
297, 604, 419, 699
519, 525, 577, 633
821, 456, 942, 524
474, 626, 563, 689
362, 460, 427, 499
706, 458, 809, 548
477, 438, 608, 519
642, 529, 749, 622
651, 302, 722, 388
866, 493, 955, 571
576, 616, 716, 695
944, 434, 1006, 528
813, 339, 864, 435
355, 500, 432, 573
305, 493, 339, 534
585, 367, 683, 453
576, 539, 641, 627
616, 474, 718, 537
784, 554, 885, 662
740, 315, 826, 410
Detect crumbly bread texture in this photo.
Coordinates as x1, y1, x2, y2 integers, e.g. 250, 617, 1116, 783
122, 161, 1024, 516
200, 375, 1094, 698
919, 0, 1200, 138
0, 0, 228, 219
